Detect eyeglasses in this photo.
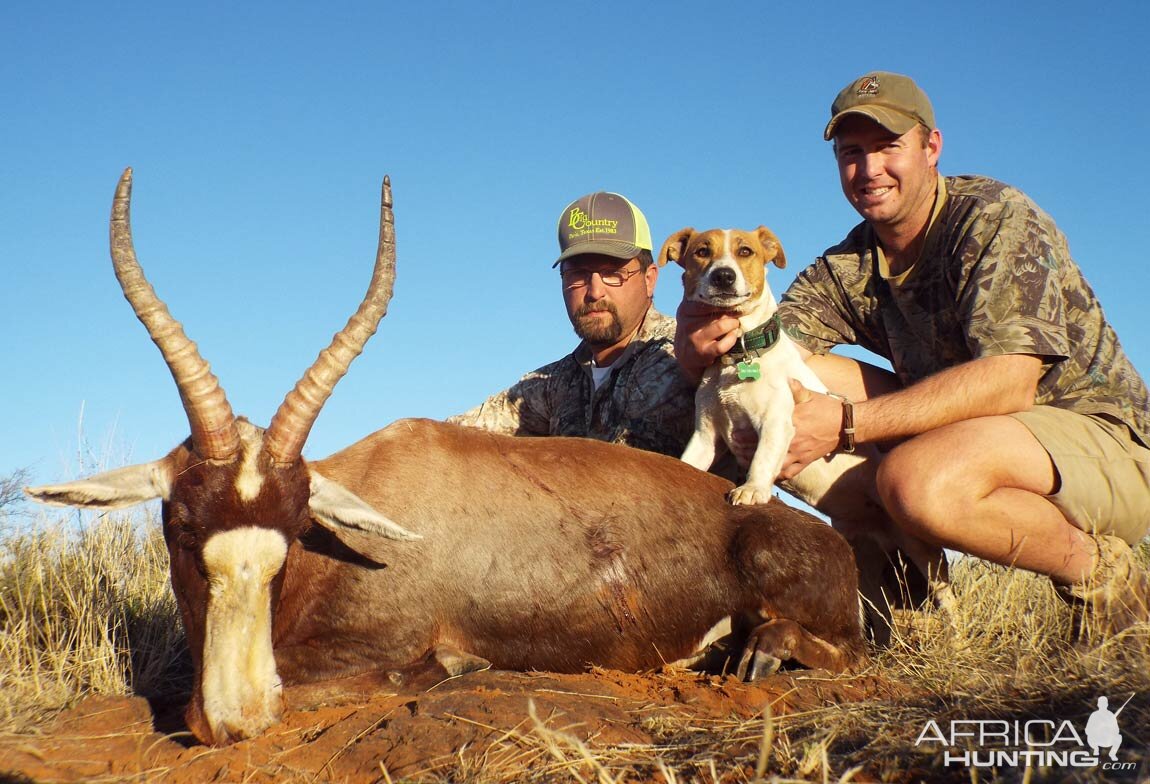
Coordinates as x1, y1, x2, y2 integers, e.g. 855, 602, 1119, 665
560, 264, 642, 290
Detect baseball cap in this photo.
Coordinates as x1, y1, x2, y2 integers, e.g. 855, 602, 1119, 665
553, 192, 652, 267
824, 72, 936, 141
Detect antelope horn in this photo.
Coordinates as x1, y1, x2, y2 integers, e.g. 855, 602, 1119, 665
263, 176, 396, 465
110, 168, 241, 461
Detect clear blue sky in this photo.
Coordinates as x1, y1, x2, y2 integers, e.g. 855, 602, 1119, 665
4, 2, 1148, 493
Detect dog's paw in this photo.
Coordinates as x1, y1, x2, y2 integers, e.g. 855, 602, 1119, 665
727, 484, 773, 505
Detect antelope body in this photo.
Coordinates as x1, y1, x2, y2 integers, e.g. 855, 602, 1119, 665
28, 171, 866, 746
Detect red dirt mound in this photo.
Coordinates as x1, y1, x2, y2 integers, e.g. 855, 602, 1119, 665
0, 667, 900, 782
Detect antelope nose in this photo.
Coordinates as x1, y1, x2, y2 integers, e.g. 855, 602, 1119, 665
712, 267, 737, 289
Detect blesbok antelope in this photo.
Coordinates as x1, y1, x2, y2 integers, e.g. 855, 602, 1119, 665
27, 170, 867, 746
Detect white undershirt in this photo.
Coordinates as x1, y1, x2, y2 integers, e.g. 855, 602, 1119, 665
590, 362, 615, 390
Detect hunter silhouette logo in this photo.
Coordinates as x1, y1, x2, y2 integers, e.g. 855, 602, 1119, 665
1086, 694, 1129, 761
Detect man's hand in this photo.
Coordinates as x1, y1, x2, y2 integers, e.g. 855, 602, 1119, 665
781, 379, 843, 479
674, 301, 742, 384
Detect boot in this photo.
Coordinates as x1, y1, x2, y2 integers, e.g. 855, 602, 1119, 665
1056, 535, 1150, 639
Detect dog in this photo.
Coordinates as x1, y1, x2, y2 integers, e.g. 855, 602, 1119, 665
659, 226, 954, 641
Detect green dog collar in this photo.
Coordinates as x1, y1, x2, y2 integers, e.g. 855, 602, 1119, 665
721, 313, 784, 365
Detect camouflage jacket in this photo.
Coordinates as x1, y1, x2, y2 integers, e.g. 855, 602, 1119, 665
781, 175, 1149, 447
448, 308, 698, 457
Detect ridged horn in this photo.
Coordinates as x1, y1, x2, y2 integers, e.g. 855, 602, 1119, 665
110, 168, 241, 461
263, 176, 396, 465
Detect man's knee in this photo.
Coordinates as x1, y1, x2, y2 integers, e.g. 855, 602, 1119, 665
874, 441, 946, 537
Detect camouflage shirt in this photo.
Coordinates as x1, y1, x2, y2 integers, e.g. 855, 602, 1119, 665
448, 308, 698, 457
781, 175, 1150, 447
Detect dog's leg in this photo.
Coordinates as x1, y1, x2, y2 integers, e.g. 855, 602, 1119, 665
681, 429, 722, 471
728, 397, 791, 506
681, 386, 725, 471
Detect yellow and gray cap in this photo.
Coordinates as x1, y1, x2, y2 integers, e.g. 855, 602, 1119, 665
553, 191, 652, 267
824, 71, 935, 141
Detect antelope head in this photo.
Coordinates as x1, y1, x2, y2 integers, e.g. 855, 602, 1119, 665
26, 169, 418, 745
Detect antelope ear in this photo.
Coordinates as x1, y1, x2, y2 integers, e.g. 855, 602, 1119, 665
308, 469, 421, 561
658, 227, 695, 267
25, 461, 174, 509
756, 226, 787, 269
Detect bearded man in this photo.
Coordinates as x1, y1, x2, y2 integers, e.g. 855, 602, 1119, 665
450, 191, 697, 458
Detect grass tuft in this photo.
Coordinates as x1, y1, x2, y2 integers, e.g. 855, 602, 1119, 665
0, 507, 189, 731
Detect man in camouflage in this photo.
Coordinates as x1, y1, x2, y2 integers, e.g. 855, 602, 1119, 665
451, 192, 697, 459
678, 72, 1150, 636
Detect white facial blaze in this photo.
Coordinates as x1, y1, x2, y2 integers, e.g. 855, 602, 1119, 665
200, 527, 288, 743
718, 230, 748, 288
234, 420, 267, 501
696, 231, 754, 306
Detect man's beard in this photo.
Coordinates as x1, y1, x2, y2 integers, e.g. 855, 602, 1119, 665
572, 301, 624, 344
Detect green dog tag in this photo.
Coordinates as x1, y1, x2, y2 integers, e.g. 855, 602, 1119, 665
736, 360, 761, 381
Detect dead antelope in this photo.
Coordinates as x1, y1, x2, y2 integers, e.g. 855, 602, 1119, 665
27, 170, 867, 746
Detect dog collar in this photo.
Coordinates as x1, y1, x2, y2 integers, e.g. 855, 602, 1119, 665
720, 313, 784, 365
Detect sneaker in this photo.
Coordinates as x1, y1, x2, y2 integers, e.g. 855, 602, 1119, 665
1056, 535, 1150, 639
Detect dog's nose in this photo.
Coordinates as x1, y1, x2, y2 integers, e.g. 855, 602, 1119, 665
711, 267, 737, 289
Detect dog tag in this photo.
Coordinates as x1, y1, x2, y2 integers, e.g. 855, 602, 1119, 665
736, 360, 761, 381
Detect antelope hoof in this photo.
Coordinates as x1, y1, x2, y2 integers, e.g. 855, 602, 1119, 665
736, 648, 783, 681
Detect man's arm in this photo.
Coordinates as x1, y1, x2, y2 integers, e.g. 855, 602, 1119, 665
447, 373, 554, 436
782, 353, 1045, 479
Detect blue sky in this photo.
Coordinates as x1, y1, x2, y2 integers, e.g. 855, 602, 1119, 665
3, 2, 1148, 494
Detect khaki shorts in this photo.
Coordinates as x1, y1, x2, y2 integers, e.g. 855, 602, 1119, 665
1011, 406, 1150, 544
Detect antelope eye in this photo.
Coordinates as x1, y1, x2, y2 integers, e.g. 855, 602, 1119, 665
167, 505, 199, 550
176, 523, 200, 551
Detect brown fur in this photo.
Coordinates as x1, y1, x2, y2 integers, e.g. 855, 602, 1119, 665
154, 419, 866, 742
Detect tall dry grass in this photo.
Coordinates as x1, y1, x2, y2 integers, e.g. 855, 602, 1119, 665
0, 506, 189, 731
1, 503, 1147, 781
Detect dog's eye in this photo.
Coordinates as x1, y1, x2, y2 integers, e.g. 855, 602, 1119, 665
737, 246, 753, 257
694, 246, 711, 258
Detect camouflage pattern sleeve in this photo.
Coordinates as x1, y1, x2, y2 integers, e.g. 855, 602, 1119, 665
779, 234, 867, 355
953, 198, 1072, 362
446, 365, 557, 436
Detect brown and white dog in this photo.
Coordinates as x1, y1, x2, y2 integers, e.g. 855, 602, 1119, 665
660, 227, 953, 639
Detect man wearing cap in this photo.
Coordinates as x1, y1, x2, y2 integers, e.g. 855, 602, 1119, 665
677, 71, 1150, 636
451, 192, 698, 458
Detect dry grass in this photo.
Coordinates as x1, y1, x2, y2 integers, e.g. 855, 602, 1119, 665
1, 506, 1147, 782
0, 506, 189, 732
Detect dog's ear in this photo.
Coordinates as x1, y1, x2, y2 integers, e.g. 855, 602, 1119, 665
756, 226, 787, 269
658, 228, 695, 268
